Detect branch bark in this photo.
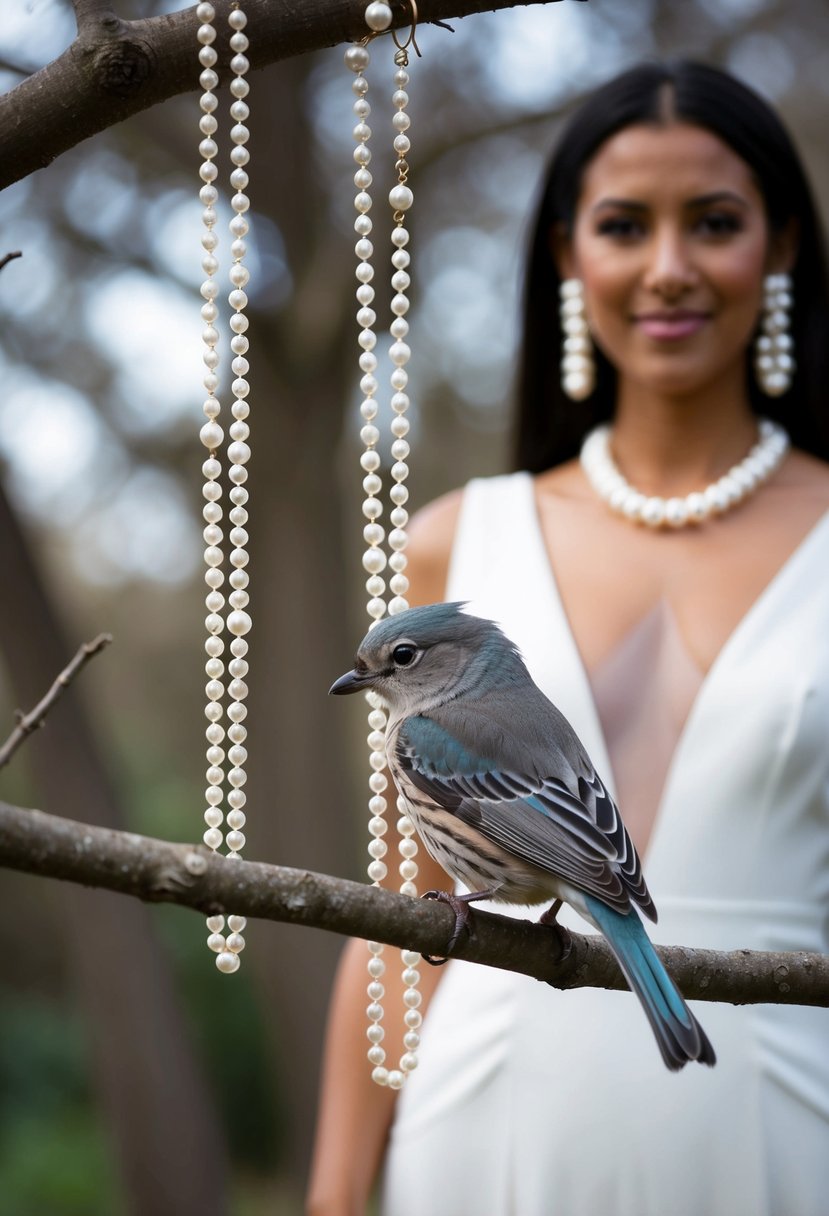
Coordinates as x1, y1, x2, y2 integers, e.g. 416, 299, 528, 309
0, 0, 566, 192
1, 798, 826, 1007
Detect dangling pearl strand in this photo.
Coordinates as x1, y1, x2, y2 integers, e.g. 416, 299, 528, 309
346, 1, 420, 1091
196, 2, 250, 974
217, 2, 253, 972
755, 273, 795, 396
580, 419, 790, 528
387, 40, 421, 1089
196, 2, 231, 966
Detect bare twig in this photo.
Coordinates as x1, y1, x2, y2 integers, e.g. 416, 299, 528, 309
0, 798, 826, 1007
0, 252, 22, 272
0, 633, 112, 769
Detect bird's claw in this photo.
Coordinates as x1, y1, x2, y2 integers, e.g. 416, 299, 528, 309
538, 900, 572, 963
420, 889, 478, 965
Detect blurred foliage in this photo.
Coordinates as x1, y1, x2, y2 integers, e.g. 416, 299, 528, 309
1, 0, 828, 1208
0, 994, 121, 1216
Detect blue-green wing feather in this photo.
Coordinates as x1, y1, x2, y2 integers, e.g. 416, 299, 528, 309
395, 709, 655, 920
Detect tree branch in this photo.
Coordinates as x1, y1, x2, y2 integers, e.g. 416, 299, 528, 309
0, 251, 22, 272
0, 0, 565, 192
0, 633, 113, 770
0, 798, 826, 1006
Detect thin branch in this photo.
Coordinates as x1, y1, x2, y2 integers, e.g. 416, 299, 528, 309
0, 251, 22, 272
0, 0, 565, 192
0, 798, 826, 1006
0, 633, 112, 770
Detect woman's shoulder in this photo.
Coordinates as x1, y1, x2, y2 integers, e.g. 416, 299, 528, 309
406, 473, 530, 604
777, 448, 829, 525
405, 487, 466, 605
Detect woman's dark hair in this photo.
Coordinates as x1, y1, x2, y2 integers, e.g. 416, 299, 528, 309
514, 60, 829, 471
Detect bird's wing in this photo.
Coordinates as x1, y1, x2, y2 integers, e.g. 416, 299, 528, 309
395, 712, 656, 921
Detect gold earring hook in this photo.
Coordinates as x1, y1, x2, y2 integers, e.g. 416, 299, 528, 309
391, 0, 421, 58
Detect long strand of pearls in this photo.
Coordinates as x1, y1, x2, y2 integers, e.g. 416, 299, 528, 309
197, 2, 250, 973
386, 37, 421, 1089
580, 419, 790, 529
346, 1, 420, 1090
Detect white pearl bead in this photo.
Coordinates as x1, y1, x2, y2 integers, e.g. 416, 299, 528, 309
389, 185, 414, 212
703, 483, 729, 514
345, 47, 371, 74
641, 497, 667, 528
228, 7, 246, 28
365, 1, 393, 30
216, 951, 241, 974
203, 827, 223, 850
686, 492, 708, 523
664, 497, 689, 528
228, 611, 252, 636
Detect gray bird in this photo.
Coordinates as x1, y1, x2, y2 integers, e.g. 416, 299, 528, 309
330, 601, 715, 1070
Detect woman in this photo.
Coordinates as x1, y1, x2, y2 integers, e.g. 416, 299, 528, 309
308, 60, 829, 1215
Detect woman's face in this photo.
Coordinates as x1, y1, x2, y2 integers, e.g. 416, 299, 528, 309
559, 121, 794, 399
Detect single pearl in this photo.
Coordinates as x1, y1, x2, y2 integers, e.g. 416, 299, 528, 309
641, 497, 667, 528
216, 951, 241, 974
365, 1, 393, 30
389, 185, 414, 211
664, 497, 689, 528
685, 492, 709, 523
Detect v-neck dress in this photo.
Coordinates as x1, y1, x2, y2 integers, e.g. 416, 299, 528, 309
382, 471, 829, 1216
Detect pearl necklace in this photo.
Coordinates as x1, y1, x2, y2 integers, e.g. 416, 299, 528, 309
580, 419, 790, 528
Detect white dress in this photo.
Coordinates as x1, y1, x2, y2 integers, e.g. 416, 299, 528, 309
382, 472, 829, 1216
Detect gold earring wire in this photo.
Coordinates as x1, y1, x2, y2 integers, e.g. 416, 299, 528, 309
391, 0, 420, 57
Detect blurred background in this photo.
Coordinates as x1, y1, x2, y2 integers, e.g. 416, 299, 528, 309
1, 0, 827, 1211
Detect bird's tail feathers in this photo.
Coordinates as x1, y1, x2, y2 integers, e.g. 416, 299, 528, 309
585, 896, 716, 1071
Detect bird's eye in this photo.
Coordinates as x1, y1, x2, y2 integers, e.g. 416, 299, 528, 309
392, 643, 418, 667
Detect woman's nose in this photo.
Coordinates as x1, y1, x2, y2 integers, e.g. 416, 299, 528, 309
642, 227, 698, 299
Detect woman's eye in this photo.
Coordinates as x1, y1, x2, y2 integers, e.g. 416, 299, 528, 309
590, 216, 641, 241
697, 212, 742, 236
595, 216, 644, 240
392, 644, 418, 667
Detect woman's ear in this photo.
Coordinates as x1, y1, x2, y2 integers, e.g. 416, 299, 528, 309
767, 217, 799, 277
549, 221, 577, 281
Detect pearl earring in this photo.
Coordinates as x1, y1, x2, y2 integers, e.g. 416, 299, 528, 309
755, 272, 795, 397
347, 1, 422, 1091
197, 2, 252, 974
560, 278, 595, 400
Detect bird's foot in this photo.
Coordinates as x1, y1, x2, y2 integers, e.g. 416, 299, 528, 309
421, 888, 497, 966
538, 899, 572, 963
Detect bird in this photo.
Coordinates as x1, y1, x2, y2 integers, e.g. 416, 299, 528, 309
330, 601, 715, 1071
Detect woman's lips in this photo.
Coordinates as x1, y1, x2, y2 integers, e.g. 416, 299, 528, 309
634, 312, 709, 340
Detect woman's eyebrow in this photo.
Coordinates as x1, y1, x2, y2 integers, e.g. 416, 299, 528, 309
591, 190, 750, 215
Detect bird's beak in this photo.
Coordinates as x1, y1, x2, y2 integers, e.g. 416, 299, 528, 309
329, 668, 374, 696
